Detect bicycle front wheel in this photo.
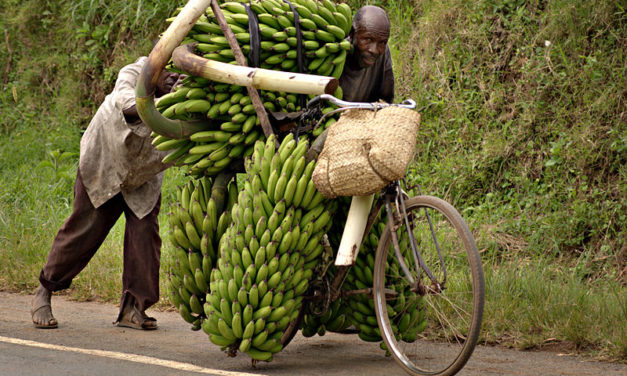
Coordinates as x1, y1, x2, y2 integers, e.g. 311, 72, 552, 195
373, 195, 484, 376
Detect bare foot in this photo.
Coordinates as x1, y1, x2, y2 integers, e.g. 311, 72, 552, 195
31, 285, 58, 328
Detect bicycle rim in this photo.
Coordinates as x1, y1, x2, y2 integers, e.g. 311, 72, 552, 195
373, 195, 484, 376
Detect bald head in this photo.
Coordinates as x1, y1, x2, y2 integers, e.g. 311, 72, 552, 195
349, 6, 391, 68
353, 6, 390, 37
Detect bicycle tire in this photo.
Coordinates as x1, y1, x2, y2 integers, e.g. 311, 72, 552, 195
373, 195, 484, 376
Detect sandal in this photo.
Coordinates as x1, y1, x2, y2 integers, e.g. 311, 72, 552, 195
31, 304, 58, 329
115, 305, 158, 330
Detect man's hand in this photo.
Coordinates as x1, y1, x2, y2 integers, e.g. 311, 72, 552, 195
123, 104, 140, 123
172, 74, 188, 91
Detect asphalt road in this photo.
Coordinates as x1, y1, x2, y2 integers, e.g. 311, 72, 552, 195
0, 292, 624, 376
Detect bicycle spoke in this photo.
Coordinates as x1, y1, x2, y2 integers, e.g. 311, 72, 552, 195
425, 296, 468, 344
425, 278, 473, 324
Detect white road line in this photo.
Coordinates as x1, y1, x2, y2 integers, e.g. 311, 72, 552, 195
0, 335, 266, 376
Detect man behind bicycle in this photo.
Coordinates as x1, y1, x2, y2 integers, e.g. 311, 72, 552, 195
307, 5, 395, 159
339, 5, 395, 104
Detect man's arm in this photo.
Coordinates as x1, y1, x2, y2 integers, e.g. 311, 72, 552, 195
114, 58, 145, 124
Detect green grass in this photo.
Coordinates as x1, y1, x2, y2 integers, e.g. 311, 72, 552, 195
484, 259, 626, 360
0, 0, 625, 362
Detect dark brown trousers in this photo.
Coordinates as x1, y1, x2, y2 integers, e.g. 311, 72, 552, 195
39, 170, 162, 315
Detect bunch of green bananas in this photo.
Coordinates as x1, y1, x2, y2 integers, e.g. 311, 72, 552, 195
189, 0, 353, 77
151, 0, 353, 174
152, 81, 264, 177
295, 195, 352, 337
300, 294, 351, 337
344, 219, 428, 351
201, 133, 335, 361
209, 0, 350, 135
166, 174, 239, 330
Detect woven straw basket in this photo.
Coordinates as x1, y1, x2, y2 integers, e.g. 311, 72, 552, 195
312, 106, 420, 198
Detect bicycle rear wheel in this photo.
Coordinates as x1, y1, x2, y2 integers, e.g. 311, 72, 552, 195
373, 195, 484, 376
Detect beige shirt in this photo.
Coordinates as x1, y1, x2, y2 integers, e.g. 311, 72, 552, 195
79, 57, 169, 219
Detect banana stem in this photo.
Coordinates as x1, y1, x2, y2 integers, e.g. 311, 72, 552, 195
172, 44, 338, 96
136, 0, 212, 139
137, 0, 340, 139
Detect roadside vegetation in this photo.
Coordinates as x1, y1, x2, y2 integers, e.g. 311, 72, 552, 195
0, 0, 624, 361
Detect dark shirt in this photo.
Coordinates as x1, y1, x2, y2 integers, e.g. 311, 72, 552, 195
339, 45, 395, 103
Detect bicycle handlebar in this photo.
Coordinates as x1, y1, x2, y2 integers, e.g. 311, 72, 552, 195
303, 94, 418, 131
306, 94, 417, 111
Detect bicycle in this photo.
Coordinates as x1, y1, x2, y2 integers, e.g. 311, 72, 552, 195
139, 2, 484, 374
276, 94, 485, 376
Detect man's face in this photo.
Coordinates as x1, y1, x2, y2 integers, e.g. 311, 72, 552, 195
351, 18, 390, 68
156, 70, 180, 96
